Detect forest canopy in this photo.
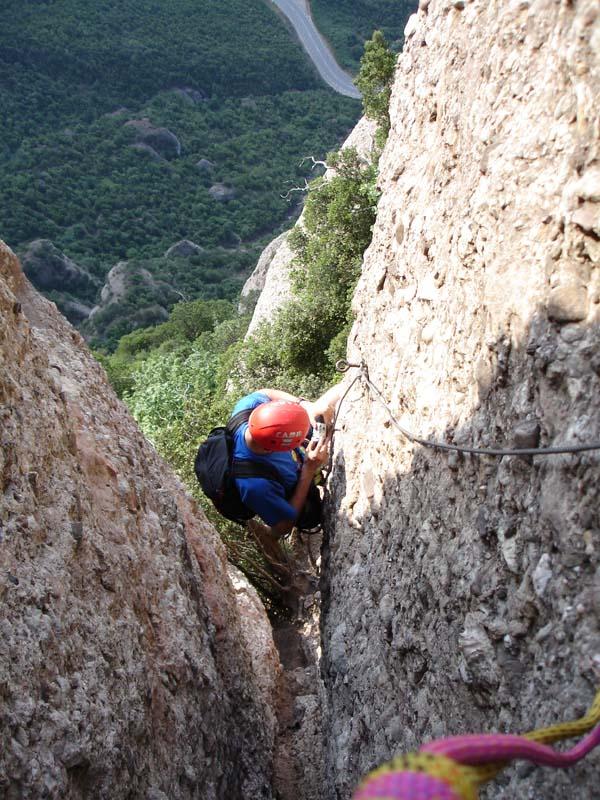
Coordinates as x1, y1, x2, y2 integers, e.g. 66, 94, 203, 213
0, 0, 365, 343
0, 1, 409, 356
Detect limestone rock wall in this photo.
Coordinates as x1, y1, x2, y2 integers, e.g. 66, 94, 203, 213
245, 233, 296, 336
0, 242, 278, 799
323, 1, 600, 798
239, 232, 289, 316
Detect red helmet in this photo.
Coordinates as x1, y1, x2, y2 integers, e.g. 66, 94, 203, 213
248, 401, 310, 452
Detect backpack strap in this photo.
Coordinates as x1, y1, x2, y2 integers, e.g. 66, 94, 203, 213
230, 459, 282, 482
226, 408, 253, 434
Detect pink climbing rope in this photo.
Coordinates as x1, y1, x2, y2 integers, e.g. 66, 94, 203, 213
422, 725, 600, 767
353, 689, 600, 800
355, 769, 462, 800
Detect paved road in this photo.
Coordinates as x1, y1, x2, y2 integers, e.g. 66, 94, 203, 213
270, 0, 362, 99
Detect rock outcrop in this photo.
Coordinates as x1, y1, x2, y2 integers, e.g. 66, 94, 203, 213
245, 233, 296, 336
172, 87, 208, 104
196, 158, 215, 172
85, 260, 181, 342
209, 183, 237, 202
21, 239, 99, 302
0, 241, 279, 799
125, 119, 182, 160
321, 2, 600, 798
239, 232, 289, 317
243, 117, 378, 336
164, 239, 204, 258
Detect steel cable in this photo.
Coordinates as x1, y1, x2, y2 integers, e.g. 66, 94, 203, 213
335, 360, 600, 459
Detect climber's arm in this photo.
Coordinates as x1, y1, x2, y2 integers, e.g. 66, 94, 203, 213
270, 437, 329, 538
257, 388, 302, 403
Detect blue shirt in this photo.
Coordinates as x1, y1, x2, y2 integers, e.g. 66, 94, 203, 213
231, 392, 301, 526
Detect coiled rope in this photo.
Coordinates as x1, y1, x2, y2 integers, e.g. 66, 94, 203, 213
353, 688, 600, 799
334, 360, 600, 458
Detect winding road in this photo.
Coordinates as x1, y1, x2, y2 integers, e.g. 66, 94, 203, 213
269, 0, 362, 99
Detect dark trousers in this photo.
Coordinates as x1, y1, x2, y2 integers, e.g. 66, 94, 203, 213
295, 482, 322, 531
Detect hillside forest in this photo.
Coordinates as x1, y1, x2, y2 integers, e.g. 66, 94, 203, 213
1, 0, 369, 345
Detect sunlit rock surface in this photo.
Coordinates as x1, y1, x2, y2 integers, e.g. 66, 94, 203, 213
0, 241, 278, 800
323, 2, 600, 798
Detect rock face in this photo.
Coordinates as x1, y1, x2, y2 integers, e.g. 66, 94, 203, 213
245, 233, 296, 335
84, 260, 182, 342
21, 239, 99, 301
164, 239, 204, 258
322, 2, 600, 799
239, 232, 289, 316
0, 241, 278, 799
125, 119, 182, 159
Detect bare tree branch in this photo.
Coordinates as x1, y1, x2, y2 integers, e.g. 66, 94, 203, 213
280, 179, 311, 199
280, 155, 330, 200
299, 155, 328, 170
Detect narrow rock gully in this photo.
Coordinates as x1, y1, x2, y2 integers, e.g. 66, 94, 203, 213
263, 527, 327, 800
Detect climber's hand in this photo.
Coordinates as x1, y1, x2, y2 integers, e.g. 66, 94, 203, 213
303, 436, 330, 474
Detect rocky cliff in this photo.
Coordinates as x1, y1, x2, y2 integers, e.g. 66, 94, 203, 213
3, 0, 600, 797
0, 241, 279, 799
320, 1, 600, 798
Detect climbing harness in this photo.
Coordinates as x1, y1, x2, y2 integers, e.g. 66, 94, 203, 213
353, 688, 600, 799
335, 360, 600, 458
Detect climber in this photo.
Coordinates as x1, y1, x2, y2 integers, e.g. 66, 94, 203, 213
226, 385, 343, 537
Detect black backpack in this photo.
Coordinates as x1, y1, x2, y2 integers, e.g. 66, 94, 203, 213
194, 409, 284, 524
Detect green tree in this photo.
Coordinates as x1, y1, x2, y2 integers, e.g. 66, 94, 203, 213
224, 145, 379, 398
170, 298, 235, 341
283, 147, 378, 375
355, 30, 396, 136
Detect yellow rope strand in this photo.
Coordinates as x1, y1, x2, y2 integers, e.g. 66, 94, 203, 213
523, 688, 600, 745
459, 688, 600, 785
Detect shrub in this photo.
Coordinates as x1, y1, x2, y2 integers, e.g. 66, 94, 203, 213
355, 30, 396, 136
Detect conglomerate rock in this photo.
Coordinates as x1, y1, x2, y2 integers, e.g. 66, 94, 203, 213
0, 241, 279, 799
245, 233, 297, 337
239, 231, 290, 317
322, 1, 600, 798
